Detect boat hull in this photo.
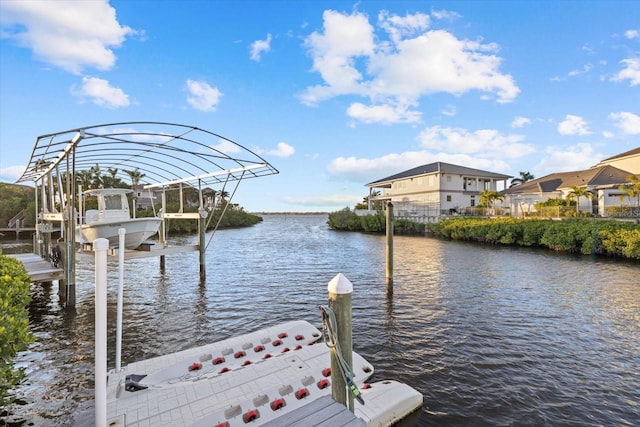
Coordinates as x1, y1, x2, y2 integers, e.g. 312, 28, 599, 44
77, 218, 162, 249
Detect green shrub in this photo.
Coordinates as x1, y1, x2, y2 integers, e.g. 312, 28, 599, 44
0, 255, 34, 407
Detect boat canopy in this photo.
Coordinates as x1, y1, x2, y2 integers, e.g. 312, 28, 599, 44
16, 122, 279, 188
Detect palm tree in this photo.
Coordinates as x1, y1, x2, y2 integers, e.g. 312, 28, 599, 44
566, 186, 593, 214
76, 170, 93, 190
479, 190, 505, 208
124, 168, 145, 188
90, 163, 103, 188
618, 174, 640, 207
509, 171, 535, 187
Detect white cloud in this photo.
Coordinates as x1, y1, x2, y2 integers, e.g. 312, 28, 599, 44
300, 9, 519, 124
624, 29, 639, 40
609, 112, 640, 134
186, 79, 222, 112
511, 116, 531, 128
441, 104, 457, 117
612, 57, 640, 86
346, 102, 421, 124
267, 142, 295, 158
281, 194, 358, 208
418, 125, 535, 159
567, 63, 593, 77
430, 9, 462, 21
0, 0, 135, 74
72, 76, 130, 108
327, 149, 512, 185
378, 10, 430, 44
0, 165, 27, 181
535, 144, 603, 175
250, 33, 272, 62
557, 115, 591, 136
211, 139, 240, 154
602, 131, 614, 139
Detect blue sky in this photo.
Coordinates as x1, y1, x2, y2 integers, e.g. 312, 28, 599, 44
1, 1, 638, 212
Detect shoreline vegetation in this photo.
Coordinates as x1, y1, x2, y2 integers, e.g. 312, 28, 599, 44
327, 208, 640, 260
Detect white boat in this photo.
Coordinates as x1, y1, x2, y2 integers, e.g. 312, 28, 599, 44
77, 188, 162, 249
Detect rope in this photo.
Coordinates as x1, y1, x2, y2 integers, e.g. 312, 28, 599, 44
319, 305, 364, 405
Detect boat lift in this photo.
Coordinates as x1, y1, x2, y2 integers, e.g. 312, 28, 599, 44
16, 122, 279, 307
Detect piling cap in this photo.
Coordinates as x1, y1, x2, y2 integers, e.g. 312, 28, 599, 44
327, 273, 353, 294
93, 238, 110, 250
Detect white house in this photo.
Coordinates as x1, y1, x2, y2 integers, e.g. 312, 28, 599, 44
366, 162, 512, 217
504, 147, 640, 217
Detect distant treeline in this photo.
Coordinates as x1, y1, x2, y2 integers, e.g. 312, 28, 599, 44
0, 182, 261, 233
327, 208, 426, 235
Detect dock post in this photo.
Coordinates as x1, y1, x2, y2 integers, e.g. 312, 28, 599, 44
198, 208, 206, 281
327, 273, 354, 412
386, 202, 394, 291
93, 238, 108, 427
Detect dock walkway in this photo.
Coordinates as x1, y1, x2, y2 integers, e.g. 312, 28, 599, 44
7, 253, 64, 282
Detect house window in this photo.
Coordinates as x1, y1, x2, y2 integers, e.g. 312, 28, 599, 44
470, 196, 475, 207
446, 195, 452, 202
484, 180, 491, 190
446, 175, 452, 182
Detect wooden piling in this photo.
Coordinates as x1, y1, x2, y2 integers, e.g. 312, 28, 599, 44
386, 202, 394, 291
327, 273, 354, 412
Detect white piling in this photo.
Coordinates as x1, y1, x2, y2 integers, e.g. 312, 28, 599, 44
93, 238, 109, 427
116, 228, 125, 372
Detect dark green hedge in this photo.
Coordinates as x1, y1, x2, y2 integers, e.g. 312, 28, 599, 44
427, 217, 640, 259
0, 254, 34, 407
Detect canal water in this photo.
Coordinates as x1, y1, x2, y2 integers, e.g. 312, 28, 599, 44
2, 214, 639, 426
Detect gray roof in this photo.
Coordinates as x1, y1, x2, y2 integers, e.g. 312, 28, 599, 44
367, 161, 512, 186
598, 146, 640, 163
504, 165, 635, 194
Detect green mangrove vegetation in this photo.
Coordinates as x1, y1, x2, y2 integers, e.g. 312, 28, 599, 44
327, 207, 640, 259
0, 255, 34, 407
427, 217, 640, 259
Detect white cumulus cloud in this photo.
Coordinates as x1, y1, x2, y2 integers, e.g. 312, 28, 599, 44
535, 144, 604, 175
267, 142, 295, 158
0, 0, 136, 74
612, 57, 640, 86
250, 33, 272, 62
72, 76, 130, 108
418, 125, 535, 159
609, 112, 640, 134
300, 9, 519, 125
347, 102, 421, 124
511, 116, 531, 128
186, 79, 223, 112
557, 115, 591, 136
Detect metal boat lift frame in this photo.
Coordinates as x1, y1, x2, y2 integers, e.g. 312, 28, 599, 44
16, 122, 278, 307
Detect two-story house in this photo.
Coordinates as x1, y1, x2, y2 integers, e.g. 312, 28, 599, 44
366, 162, 512, 217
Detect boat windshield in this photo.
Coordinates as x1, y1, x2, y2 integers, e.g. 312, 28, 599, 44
104, 194, 125, 210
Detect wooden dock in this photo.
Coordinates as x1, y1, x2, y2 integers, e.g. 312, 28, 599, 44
7, 253, 64, 282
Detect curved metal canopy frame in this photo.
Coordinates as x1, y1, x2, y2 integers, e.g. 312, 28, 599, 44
16, 121, 279, 188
